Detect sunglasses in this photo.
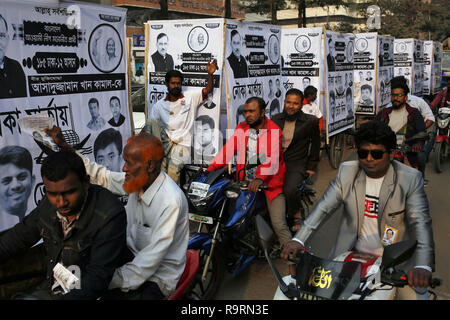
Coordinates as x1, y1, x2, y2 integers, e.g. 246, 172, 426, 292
357, 149, 387, 160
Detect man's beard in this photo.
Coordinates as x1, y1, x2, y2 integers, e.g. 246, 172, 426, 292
248, 117, 263, 128
123, 170, 149, 194
392, 102, 403, 110
169, 87, 182, 97
283, 109, 299, 121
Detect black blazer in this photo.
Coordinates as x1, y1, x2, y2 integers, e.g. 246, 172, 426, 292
272, 110, 321, 173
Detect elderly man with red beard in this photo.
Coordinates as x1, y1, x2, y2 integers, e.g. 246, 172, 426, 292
46, 127, 188, 300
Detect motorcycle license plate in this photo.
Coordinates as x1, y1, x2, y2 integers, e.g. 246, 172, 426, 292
189, 213, 213, 224
188, 182, 210, 197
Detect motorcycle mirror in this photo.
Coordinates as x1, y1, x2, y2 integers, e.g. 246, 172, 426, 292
245, 153, 267, 170
381, 240, 417, 270
255, 214, 274, 250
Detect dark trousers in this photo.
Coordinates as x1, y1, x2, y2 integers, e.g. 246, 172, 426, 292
283, 167, 307, 216
103, 281, 165, 300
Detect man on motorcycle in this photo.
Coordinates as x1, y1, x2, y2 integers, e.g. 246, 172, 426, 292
143, 59, 218, 184
47, 127, 189, 300
281, 120, 435, 299
272, 88, 321, 232
207, 97, 291, 248
374, 77, 426, 169
430, 77, 450, 111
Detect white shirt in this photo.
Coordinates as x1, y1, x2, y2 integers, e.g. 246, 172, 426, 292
302, 100, 323, 119
78, 153, 189, 296
355, 176, 385, 256
149, 90, 205, 148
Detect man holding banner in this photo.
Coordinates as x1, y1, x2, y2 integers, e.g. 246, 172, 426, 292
144, 59, 218, 184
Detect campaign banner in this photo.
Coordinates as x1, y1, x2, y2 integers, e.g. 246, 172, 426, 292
146, 18, 224, 163
325, 31, 355, 137
377, 35, 394, 111
224, 20, 282, 130
354, 33, 377, 115
394, 38, 424, 96
280, 27, 323, 114
0, 1, 131, 232
424, 41, 443, 95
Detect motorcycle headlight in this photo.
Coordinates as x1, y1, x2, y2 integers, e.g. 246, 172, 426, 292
225, 190, 240, 199
438, 117, 450, 129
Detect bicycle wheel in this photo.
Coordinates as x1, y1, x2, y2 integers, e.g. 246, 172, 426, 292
328, 133, 345, 169
185, 247, 223, 300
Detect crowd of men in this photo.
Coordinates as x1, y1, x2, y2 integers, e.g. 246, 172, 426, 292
0, 62, 447, 300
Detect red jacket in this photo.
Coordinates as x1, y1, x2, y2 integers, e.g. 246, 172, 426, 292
207, 117, 285, 203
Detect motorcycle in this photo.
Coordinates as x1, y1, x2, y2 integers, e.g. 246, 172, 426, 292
255, 215, 441, 300
395, 131, 429, 169
434, 107, 450, 173
183, 154, 269, 299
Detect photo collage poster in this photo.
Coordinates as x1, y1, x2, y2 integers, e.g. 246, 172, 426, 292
280, 27, 323, 116
394, 38, 414, 93
0, 1, 130, 232
423, 41, 443, 95
377, 35, 394, 111
354, 33, 377, 115
224, 20, 282, 131
146, 18, 223, 164
412, 39, 424, 96
325, 31, 355, 137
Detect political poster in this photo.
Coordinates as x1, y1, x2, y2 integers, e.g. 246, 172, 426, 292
377, 35, 394, 111
280, 27, 323, 114
394, 38, 424, 96
224, 20, 282, 130
423, 41, 443, 95
146, 18, 223, 165
0, 1, 131, 232
354, 33, 377, 115
325, 31, 355, 137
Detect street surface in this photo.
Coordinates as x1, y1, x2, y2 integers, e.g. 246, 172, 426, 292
211, 146, 450, 300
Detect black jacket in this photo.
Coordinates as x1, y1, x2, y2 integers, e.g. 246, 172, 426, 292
0, 184, 127, 300
272, 110, 321, 173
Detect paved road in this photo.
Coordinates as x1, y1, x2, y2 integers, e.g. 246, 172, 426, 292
210, 147, 450, 300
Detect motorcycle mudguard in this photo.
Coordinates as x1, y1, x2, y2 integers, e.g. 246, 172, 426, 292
435, 135, 450, 143
188, 232, 212, 255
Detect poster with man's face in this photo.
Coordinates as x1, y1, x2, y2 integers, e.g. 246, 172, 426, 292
377, 35, 394, 110
0, 1, 130, 232
325, 31, 355, 138
280, 27, 323, 114
146, 18, 224, 160
224, 21, 281, 131
424, 41, 443, 95
394, 38, 414, 92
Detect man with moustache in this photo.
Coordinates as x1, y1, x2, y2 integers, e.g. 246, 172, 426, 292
47, 127, 188, 300
145, 59, 218, 184
272, 89, 320, 232
207, 97, 290, 252
375, 77, 426, 169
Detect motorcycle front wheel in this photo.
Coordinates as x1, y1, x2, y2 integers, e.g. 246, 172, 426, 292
434, 141, 447, 173
185, 246, 223, 300
328, 133, 345, 169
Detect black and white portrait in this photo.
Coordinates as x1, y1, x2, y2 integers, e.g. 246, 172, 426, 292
0, 146, 35, 230
90, 24, 122, 73
151, 32, 174, 72
87, 97, 106, 131
0, 14, 27, 99
94, 128, 123, 172
108, 96, 125, 127
227, 30, 248, 79
188, 26, 208, 52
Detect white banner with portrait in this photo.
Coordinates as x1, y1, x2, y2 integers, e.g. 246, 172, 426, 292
377, 35, 394, 111
325, 31, 355, 137
354, 33, 377, 115
423, 41, 443, 95
394, 38, 424, 96
280, 27, 324, 115
224, 21, 282, 130
0, 1, 131, 232
146, 18, 224, 164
